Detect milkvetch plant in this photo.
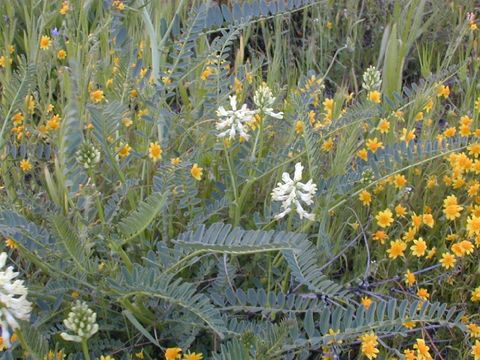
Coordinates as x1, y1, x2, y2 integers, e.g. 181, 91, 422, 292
0, 0, 479, 359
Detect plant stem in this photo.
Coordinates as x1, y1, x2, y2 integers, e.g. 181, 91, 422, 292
81, 339, 91, 360
224, 143, 239, 225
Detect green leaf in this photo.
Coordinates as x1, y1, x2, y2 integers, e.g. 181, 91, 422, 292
109, 265, 227, 338
123, 310, 162, 348
50, 214, 93, 274
118, 192, 168, 244
17, 323, 48, 360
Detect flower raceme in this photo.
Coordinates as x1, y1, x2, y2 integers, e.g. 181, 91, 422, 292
271, 162, 317, 220
253, 83, 283, 119
0, 252, 32, 347
60, 301, 99, 343
215, 95, 256, 141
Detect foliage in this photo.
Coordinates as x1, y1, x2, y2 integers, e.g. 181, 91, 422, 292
0, 0, 479, 359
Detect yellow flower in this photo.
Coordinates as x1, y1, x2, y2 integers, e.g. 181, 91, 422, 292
183, 352, 203, 360
387, 239, 406, 259
411, 213, 423, 228
422, 213, 434, 228
393, 174, 407, 188
148, 142, 162, 162
122, 117, 133, 127
372, 230, 388, 244
25, 95, 35, 114
12, 112, 24, 126
443, 195, 463, 220
20, 159, 32, 172
326, 21, 333, 29
437, 84, 450, 98
368, 91, 381, 104
59, 1, 70, 14
414, 339, 432, 359
191, 163, 203, 181
443, 126, 456, 138
469, 143, 480, 158
295, 120, 304, 135
39, 35, 52, 50
5, 238, 17, 249
469, 323, 480, 338
403, 349, 417, 360
400, 128, 415, 143
165, 347, 182, 360
117, 143, 131, 158
233, 77, 243, 94
321, 138, 334, 152
395, 204, 407, 217
410, 238, 427, 257
135, 350, 145, 359
47, 114, 61, 130
405, 270, 416, 286
423, 98, 434, 112
472, 287, 480, 302
416, 288, 429, 300
359, 332, 379, 359
415, 111, 424, 121
0, 56, 5, 68
366, 138, 383, 153
403, 319, 416, 329
358, 190, 372, 206
361, 296, 373, 309
170, 157, 181, 166
460, 240, 474, 255
375, 209, 394, 228
426, 246, 436, 259
376, 118, 390, 134
357, 148, 368, 161
57, 49, 67, 60
100, 356, 114, 360
439, 252, 456, 269
130, 89, 138, 98
451, 242, 464, 257
467, 215, 480, 236
112, 0, 125, 10
162, 76, 172, 86
199, 67, 213, 80
90, 89, 105, 103
472, 340, 480, 360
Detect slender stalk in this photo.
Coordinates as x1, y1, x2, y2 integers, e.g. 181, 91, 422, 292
224, 143, 239, 225
141, 2, 159, 82
81, 339, 91, 360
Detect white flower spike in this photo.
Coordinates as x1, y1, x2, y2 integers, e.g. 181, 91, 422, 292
61, 300, 99, 343
216, 95, 256, 141
0, 252, 32, 347
271, 162, 317, 220
253, 83, 283, 119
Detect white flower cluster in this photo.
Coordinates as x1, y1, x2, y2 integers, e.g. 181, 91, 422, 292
76, 143, 101, 169
361, 65, 382, 91
0, 252, 32, 347
215, 84, 283, 141
271, 162, 317, 220
60, 300, 99, 343
253, 83, 283, 119
216, 95, 256, 141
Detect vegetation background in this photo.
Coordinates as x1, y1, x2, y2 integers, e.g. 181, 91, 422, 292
0, 0, 479, 359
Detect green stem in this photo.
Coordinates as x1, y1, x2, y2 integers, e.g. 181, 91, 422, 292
88, 169, 105, 223
224, 144, 240, 225
81, 339, 91, 360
